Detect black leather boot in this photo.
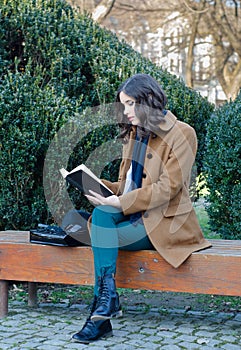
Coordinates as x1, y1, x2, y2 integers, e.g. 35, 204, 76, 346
91, 274, 123, 322
72, 296, 113, 344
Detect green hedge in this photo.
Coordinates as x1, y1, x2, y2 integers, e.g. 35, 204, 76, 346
0, 67, 81, 228
0, 0, 213, 230
204, 93, 241, 239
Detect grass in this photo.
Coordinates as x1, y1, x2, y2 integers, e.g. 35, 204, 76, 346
9, 283, 241, 314
193, 198, 220, 239
9, 283, 94, 305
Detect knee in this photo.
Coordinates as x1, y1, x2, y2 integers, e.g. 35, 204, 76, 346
92, 205, 120, 218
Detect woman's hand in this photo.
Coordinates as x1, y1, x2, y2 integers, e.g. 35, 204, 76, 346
85, 190, 121, 209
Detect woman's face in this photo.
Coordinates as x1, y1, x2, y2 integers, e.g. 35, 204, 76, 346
119, 91, 141, 126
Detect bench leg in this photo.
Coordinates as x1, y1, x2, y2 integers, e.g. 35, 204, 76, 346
28, 282, 38, 307
0, 280, 9, 318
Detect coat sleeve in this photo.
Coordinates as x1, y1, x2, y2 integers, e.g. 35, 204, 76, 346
119, 124, 197, 215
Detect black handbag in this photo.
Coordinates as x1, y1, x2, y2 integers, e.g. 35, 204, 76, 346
30, 210, 91, 247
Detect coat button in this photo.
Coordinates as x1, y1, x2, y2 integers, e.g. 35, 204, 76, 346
143, 211, 149, 218
142, 173, 147, 178
147, 153, 153, 159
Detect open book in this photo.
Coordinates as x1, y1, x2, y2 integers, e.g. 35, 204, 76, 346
59, 164, 113, 197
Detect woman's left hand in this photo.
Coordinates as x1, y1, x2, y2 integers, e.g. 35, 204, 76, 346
85, 190, 122, 209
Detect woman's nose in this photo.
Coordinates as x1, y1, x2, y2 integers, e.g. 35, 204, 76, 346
124, 105, 130, 115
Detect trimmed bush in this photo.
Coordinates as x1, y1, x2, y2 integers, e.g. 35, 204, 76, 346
204, 93, 241, 239
0, 67, 81, 229
0, 0, 213, 230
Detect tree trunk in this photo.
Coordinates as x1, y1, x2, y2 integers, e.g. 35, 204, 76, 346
92, 0, 116, 23
186, 15, 200, 88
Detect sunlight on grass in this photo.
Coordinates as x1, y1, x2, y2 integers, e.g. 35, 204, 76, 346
193, 198, 220, 239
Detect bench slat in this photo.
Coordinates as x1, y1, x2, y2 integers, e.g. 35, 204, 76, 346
117, 250, 241, 296
0, 231, 241, 297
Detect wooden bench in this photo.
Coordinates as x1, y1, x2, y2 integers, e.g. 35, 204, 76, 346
0, 230, 241, 318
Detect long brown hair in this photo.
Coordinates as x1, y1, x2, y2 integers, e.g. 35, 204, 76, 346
115, 73, 167, 141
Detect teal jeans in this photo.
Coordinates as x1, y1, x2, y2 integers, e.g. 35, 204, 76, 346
90, 205, 154, 295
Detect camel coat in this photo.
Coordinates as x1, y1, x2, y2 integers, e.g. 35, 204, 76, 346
102, 111, 211, 268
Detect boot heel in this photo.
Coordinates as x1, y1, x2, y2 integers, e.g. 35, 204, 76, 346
114, 309, 123, 318
102, 330, 113, 339
91, 308, 123, 321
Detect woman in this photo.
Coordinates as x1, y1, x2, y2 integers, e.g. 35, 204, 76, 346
72, 73, 211, 344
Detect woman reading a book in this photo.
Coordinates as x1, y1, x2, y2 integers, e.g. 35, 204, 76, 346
72, 73, 211, 344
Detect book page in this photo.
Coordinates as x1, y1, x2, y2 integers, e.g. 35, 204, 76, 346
60, 164, 113, 193
59, 168, 69, 179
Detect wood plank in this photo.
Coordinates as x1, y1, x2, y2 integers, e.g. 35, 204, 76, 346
116, 250, 241, 296
28, 282, 38, 307
0, 280, 8, 317
0, 243, 94, 285
0, 231, 241, 296
1, 230, 241, 253
0, 231, 29, 242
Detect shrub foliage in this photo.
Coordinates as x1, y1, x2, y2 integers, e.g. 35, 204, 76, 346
204, 93, 241, 239
0, 0, 213, 230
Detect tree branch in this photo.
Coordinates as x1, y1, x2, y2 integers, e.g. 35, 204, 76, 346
181, 0, 209, 13
92, 0, 116, 23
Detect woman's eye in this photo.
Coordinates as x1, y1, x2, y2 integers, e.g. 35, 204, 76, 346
128, 101, 134, 106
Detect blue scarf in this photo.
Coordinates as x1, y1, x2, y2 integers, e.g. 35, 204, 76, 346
129, 134, 149, 225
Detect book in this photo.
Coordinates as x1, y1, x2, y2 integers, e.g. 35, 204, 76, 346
59, 164, 113, 197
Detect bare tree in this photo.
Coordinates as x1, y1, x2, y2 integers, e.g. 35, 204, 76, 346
67, 0, 241, 100
92, 0, 116, 22
67, 0, 116, 23
186, 15, 200, 88
180, 0, 241, 99
205, 0, 241, 99
67, 0, 96, 12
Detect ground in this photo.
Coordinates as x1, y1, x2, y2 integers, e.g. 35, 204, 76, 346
9, 282, 241, 314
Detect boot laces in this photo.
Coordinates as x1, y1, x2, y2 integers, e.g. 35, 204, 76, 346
97, 279, 109, 308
